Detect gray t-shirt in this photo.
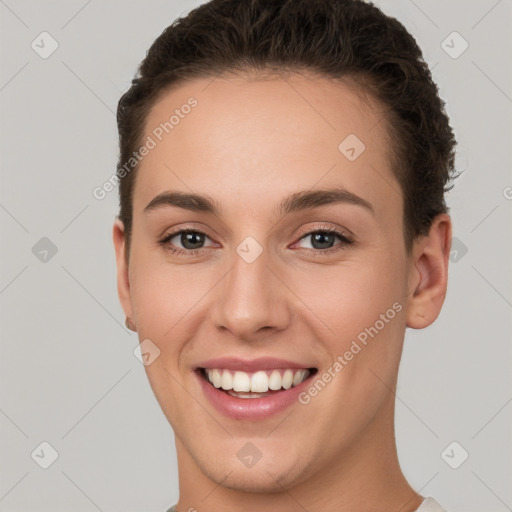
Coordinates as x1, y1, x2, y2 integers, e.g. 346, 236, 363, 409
166, 496, 447, 511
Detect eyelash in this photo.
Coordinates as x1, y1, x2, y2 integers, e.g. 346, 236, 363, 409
158, 224, 354, 257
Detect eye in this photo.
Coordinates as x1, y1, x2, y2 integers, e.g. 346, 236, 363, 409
158, 225, 354, 256
294, 226, 354, 253
159, 229, 217, 255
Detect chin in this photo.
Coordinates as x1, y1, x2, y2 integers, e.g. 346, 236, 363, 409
205, 464, 302, 494
194, 446, 313, 493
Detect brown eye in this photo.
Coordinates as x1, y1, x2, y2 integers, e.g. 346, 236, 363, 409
176, 231, 205, 250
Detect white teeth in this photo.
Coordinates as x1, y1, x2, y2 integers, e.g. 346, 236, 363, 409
221, 370, 233, 390
282, 369, 293, 390
251, 371, 269, 392
293, 369, 306, 386
232, 371, 251, 392
204, 368, 311, 393
212, 369, 222, 388
268, 370, 282, 390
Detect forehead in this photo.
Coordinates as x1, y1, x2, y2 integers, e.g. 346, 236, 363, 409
133, 72, 402, 224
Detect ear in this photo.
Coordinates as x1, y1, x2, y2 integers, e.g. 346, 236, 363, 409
112, 218, 134, 321
406, 213, 452, 329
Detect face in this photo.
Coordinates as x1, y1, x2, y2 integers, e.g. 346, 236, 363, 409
113, 72, 449, 494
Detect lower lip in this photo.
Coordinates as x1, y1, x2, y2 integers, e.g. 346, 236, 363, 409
195, 369, 315, 420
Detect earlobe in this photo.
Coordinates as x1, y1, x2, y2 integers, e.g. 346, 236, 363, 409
112, 218, 134, 321
406, 214, 452, 329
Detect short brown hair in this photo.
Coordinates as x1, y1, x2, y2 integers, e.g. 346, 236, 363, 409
116, 0, 458, 257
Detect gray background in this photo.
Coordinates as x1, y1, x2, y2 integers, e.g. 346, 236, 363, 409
1, 0, 511, 511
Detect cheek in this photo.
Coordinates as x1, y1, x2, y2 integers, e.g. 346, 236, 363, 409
127, 251, 212, 425
289, 252, 405, 340
128, 247, 218, 349
290, 257, 407, 436
286, 247, 408, 394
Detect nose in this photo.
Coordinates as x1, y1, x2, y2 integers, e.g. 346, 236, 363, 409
211, 245, 291, 342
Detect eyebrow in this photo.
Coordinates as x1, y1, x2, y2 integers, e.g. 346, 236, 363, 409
144, 186, 374, 217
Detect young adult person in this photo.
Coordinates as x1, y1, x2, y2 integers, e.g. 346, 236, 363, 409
113, 1, 457, 510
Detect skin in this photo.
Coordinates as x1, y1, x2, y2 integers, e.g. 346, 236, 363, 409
113, 72, 451, 512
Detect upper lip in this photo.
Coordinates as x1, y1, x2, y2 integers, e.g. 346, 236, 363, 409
195, 357, 316, 372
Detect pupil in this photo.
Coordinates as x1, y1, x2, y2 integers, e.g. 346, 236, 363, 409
178, 232, 335, 250
312, 232, 334, 250
182, 232, 204, 249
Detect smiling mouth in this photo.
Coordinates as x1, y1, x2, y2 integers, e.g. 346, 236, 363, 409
197, 367, 318, 399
